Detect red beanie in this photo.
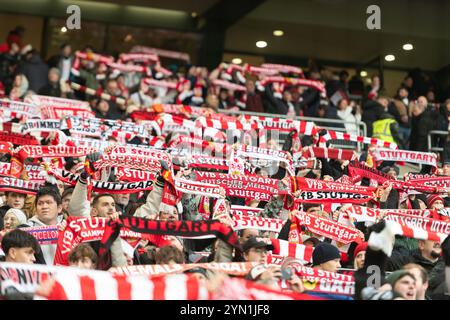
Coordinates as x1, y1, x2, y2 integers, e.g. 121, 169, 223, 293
354, 242, 368, 258
427, 194, 444, 208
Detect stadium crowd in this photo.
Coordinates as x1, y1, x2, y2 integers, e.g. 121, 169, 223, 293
0, 25, 449, 301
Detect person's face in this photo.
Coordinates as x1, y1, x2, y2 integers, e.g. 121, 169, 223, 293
283, 91, 292, 102
417, 199, 427, 210
318, 107, 326, 117
307, 206, 321, 215
303, 240, 316, 248
246, 80, 255, 93
92, 196, 116, 217
62, 45, 71, 57
319, 258, 341, 273
394, 276, 416, 300
159, 209, 178, 221
49, 71, 59, 83
406, 268, 427, 299
419, 240, 442, 259
427, 91, 435, 102
244, 247, 268, 264
10, 42, 19, 55
399, 88, 408, 98
354, 251, 366, 270
114, 193, 130, 206
8, 247, 36, 264
3, 213, 20, 229
338, 99, 348, 110
97, 101, 109, 113
240, 229, 259, 244
417, 96, 428, 109
219, 90, 228, 100
431, 200, 444, 210
70, 257, 95, 269
13, 75, 22, 87
62, 193, 72, 212
6, 192, 26, 209
36, 195, 61, 224
194, 87, 202, 97
387, 169, 397, 179
443, 164, 450, 176
106, 81, 118, 94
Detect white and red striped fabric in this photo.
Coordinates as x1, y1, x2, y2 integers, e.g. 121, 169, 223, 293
301, 147, 357, 161
38, 272, 211, 300
319, 129, 398, 149
270, 239, 314, 264
195, 116, 262, 131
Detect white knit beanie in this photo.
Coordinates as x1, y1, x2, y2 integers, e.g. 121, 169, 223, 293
5, 208, 27, 226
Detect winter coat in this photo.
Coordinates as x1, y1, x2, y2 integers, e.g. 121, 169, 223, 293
18, 54, 49, 92
361, 100, 384, 137
410, 108, 438, 152
386, 248, 440, 274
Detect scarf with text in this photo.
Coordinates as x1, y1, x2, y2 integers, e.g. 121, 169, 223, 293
347, 161, 445, 194
0, 176, 42, 195
174, 178, 224, 198
290, 177, 376, 204
261, 63, 303, 75
115, 167, 157, 182
110, 262, 259, 277
260, 77, 326, 94
371, 148, 437, 169
231, 214, 284, 233
54, 217, 173, 265
191, 171, 288, 202
62, 116, 149, 139
294, 211, 364, 245
47, 166, 155, 194
230, 205, 263, 217
15, 145, 97, 161
98, 216, 241, 267
345, 205, 443, 223
240, 115, 318, 135
384, 214, 448, 243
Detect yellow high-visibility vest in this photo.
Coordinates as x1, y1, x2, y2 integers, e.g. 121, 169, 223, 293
372, 118, 396, 143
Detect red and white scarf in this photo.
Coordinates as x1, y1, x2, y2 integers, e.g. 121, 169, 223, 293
270, 239, 314, 263
38, 272, 211, 300
384, 214, 448, 243
0, 176, 42, 195
371, 148, 437, 169
67, 81, 126, 105
230, 205, 263, 217
301, 147, 357, 161
319, 129, 398, 150
115, 167, 157, 182
290, 177, 376, 204
261, 63, 303, 75
131, 46, 191, 62
15, 145, 97, 160
231, 214, 284, 233
110, 262, 259, 277
119, 52, 159, 63
294, 211, 364, 244
192, 171, 287, 202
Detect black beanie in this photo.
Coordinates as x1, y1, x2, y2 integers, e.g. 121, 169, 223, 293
312, 243, 341, 266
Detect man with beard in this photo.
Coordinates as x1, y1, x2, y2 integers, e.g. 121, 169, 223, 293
387, 239, 442, 274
